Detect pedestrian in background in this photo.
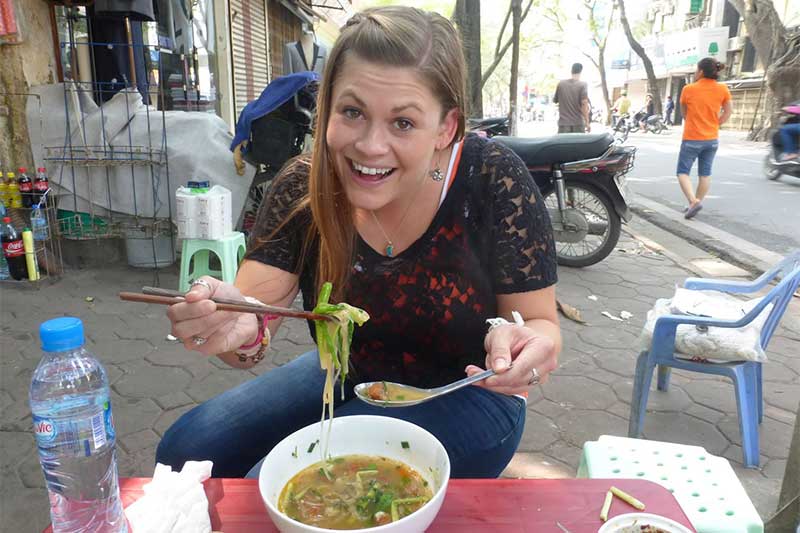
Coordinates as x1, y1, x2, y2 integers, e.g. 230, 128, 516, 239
553, 63, 590, 133
676, 58, 732, 219
665, 95, 675, 125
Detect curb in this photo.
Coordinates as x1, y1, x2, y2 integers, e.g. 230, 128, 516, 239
630, 204, 770, 276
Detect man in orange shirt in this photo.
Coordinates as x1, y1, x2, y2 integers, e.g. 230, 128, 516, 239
677, 57, 733, 219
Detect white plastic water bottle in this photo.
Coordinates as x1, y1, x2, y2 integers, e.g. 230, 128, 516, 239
31, 205, 49, 241
30, 317, 127, 532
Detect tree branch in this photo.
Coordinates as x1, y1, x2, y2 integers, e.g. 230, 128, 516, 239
481, 0, 535, 88
544, 6, 564, 33
495, 4, 512, 59
581, 50, 600, 69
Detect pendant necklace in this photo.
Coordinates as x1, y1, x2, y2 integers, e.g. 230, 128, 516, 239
370, 167, 431, 258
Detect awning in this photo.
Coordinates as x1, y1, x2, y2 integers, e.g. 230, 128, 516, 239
311, 0, 348, 11
278, 0, 327, 24
724, 77, 765, 90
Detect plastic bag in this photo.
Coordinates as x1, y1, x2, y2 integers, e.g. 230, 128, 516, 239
639, 287, 772, 363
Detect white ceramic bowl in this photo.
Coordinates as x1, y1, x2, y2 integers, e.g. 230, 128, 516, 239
598, 512, 694, 533
258, 415, 451, 533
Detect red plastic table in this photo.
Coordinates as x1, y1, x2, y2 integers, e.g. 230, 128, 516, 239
45, 477, 695, 532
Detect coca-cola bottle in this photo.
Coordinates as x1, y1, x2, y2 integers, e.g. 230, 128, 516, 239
34, 167, 49, 207
2, 217, 26, 280
17, 167, 33, 208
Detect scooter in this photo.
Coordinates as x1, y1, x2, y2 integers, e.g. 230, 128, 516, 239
494, 132, 636, 267
764, 102, 800, 181
234, 75, 318, 232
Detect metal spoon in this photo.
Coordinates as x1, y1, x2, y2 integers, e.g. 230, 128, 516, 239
354, 368, 497, 408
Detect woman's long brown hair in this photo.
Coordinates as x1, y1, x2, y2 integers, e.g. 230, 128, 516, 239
259, 6, 467, 302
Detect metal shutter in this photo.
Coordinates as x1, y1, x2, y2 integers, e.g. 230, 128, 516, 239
229, 0, 270, 119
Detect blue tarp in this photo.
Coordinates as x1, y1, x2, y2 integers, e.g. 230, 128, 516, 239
230, 71, 319, 153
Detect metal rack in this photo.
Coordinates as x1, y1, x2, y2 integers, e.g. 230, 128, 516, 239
45, 6, 175, 283
0, 89, 65, 286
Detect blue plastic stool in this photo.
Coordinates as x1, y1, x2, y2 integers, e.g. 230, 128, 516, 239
579, 435, 763, 533
178, 232, 246, 292
629, 252, 800, 468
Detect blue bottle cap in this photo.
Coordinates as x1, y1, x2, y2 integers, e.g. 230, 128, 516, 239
40, 317, 85, 352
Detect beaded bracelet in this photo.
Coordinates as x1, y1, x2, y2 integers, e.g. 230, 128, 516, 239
236, 297, 278, 364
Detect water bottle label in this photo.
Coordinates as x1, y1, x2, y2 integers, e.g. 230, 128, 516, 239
33, 399, 116, 457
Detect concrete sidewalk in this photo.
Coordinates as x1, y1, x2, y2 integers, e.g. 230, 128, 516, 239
1, 231, 796, 532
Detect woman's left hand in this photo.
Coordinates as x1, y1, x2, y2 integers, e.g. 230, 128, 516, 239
464, 323, 558, 396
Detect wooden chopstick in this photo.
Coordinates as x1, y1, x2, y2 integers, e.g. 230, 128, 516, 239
119, 287, 335, 322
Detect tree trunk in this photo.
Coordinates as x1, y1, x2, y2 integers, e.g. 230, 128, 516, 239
728, 0, 798, 141
617, 0, 662, 115
765, 401, 800, 531
508, 0, 522, 135
452, 0, 483, 118
598, 46, 612, 125
0, 45, 34, 171
727, 0, 786, 67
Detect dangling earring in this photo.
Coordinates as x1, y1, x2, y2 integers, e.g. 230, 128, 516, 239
429, 149, 444, 181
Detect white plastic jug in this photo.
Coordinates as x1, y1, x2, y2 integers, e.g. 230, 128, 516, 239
175, 185, 232, 240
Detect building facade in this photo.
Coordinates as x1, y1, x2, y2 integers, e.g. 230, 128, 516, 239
608, 0, 799, 129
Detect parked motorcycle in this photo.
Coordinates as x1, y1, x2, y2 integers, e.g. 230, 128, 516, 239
467, 116, 510, 138
764, 102, 800, 181
494, 132, 636, 267
235, 76, 318, 232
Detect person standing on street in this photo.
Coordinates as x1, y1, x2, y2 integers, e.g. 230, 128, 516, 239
553, 63, 590, 133
665, 95, 675, 125
677, 58, 732, 219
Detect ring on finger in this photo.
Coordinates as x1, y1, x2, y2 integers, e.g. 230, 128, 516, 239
192, 335, 208, 346
190, 278, 212, 293
527, 367, 541, 386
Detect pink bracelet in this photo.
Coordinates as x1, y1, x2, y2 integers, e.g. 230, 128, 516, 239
239, 313, 278, 350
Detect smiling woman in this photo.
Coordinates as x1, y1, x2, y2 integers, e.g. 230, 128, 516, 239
156, 5, 562, 481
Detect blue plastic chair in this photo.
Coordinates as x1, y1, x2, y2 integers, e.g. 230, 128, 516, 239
629, 251, 800, 468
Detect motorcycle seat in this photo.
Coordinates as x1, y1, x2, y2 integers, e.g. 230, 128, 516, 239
493, 132, 614, 167
468, 116, 507, 127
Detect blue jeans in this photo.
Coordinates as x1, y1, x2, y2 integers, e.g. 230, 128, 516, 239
779, 123, 800, 154
677, 139, 719, 176
155, 350, 526, 478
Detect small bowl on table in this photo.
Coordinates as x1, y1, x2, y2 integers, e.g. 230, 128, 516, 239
258, 415, 451, 533
598, 512, 694, 533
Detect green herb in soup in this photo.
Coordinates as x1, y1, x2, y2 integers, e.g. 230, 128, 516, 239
279, 455, 433, 529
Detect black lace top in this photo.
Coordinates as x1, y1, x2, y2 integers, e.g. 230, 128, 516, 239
247, 133, 557, 388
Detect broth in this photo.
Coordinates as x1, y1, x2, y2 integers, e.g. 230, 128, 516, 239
366, 382, 430, 402
279, 454, 433, 529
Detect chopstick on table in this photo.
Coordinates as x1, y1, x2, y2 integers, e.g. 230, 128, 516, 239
118, 286, 336, 322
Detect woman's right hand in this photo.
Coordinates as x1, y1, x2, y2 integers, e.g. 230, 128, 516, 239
166, 276, 259, 356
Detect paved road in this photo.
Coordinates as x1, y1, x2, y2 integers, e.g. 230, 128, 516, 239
621, 128, 800, 257
518, 119, 799, 265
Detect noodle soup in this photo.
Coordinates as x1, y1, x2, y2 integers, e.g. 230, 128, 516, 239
279, 455, 433, 530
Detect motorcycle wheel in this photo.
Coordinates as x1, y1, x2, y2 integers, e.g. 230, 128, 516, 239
544, 182, 621, 268
653, 123, 664, 134
764, 154, 782, 181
